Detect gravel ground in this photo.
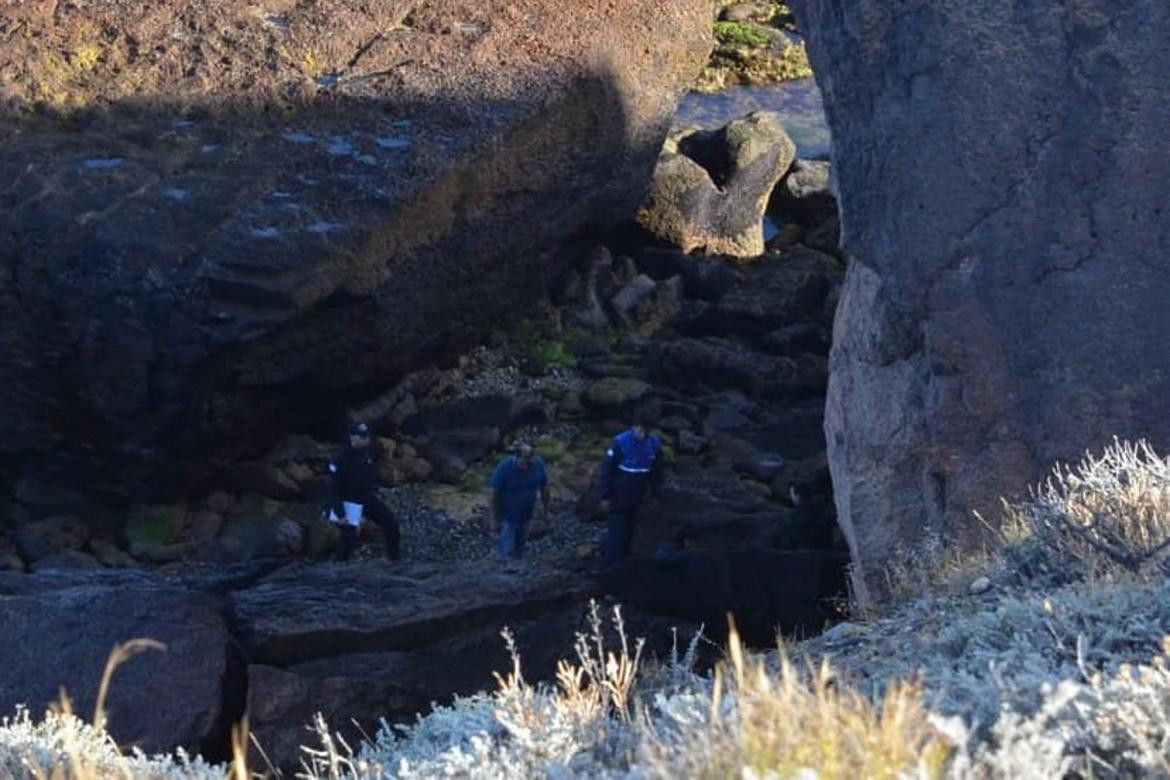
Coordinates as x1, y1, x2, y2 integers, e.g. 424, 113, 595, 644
448, 346, 583, 401
349, 483, 603, 563
356, 343, 602, 564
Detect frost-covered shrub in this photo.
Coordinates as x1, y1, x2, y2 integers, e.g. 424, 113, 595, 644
305, 602, 653, 779
1000, 438, 1170, 582
0, 708, 223, 779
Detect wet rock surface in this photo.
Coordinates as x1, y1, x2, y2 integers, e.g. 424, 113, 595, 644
700, 1, 811, 91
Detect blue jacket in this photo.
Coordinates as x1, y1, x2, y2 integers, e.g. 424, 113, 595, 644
490, 455, 548, 522
599, 429, 663, 507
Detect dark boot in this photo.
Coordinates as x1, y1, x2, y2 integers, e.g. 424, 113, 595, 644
382, 522, 401, 560
336, 525, 358, 561
367, 498, 402, 560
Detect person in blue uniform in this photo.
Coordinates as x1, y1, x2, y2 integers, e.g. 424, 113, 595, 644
489, 443, 550, 558
598, 411, 664, 565
325, 420, 401, 561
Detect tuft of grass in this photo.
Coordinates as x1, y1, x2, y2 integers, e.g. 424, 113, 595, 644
642, 624, 953, 779
527, 340, 577, 369
69, 44, 102, 72
713, 21, 771, 48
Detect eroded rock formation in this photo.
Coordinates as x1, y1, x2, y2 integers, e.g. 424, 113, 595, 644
792, 0, 1170, 602
637, 112, 796, 257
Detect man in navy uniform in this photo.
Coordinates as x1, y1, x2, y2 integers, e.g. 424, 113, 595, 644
325, 420, 402, 561
598, 411, 664, 565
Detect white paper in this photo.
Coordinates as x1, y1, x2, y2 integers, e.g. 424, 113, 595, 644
329, 501, 364, 528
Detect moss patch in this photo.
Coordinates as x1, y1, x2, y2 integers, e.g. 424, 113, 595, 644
125, 504, 187, 553
527, 340, 577, 369
713, 21, 770, 48
699, 2, 812, 91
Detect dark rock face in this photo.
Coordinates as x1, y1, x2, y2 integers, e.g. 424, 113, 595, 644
607, 550, 847, 645
227, 559, 608, 770
228, 559, 599, 667
0, 0, 711, 500
0, 574, 231, 754
246, 664, 429, 773
792, 0, 1170, 603
246, 607, 587, 773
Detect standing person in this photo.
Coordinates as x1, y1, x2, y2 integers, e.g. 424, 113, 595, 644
326, 420, 402, 561
598, 411, 664, 566
489, 443, 550, 559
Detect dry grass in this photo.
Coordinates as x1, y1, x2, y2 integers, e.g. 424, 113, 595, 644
642, 623, 953, 779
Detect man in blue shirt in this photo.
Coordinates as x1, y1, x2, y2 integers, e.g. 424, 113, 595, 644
598, 411, 664, 565
489, 443, 551, 558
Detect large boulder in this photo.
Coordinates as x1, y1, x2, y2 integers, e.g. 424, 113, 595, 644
228, 559, 599, 666
792, 0, 1170, 603
245, 598, 704, 771
637, 112, 796, 257
230, 559, 603, 769
0, 0, 712, 500
768, 158, 841, 256
0, 573, 232, 755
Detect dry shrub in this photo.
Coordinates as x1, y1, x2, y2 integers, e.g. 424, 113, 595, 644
303, 600, 651, 778
879, 529, 997, 605
879, 438, 1170, 605
999, 438, 1170, 581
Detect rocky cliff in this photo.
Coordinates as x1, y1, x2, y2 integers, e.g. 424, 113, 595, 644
792, 0, 1170, 602
0, 0, 710, 498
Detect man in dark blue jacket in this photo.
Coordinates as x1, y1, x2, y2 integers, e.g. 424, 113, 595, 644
598, 411, 664, 565
325, 420, 401, 561
489, 443, 550, 559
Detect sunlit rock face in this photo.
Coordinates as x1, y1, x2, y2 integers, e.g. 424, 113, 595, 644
792, 0, 1170, 602
0, 0, 711, 498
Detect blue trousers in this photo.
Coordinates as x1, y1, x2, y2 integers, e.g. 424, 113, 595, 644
498, 511, 533, 558
602, 507, 640, 565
